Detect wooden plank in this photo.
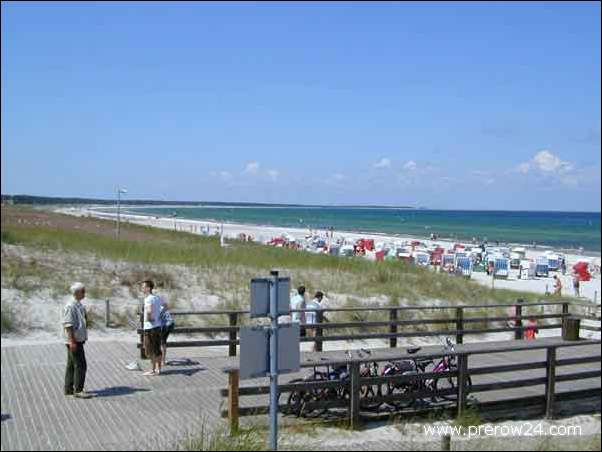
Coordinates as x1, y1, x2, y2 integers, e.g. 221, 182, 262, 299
545, 347, 556, 419
389, 309, 398, 349
456, 308, 464, 345
349, 362, 361, 430
555, 371, 601, 382
173, 301, 568, 317
229, 313, 238, 358
228, 370, 239, 435
457, 354, 468, 418
471, 377, 549, 393
557, 356, 602, 366
470, 361, 547, 376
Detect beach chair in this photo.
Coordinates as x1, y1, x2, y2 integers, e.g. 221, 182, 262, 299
536, 256, 549, 277
546, 253, 561, 272
494, 257, 509, 279
455, 257, 472, 278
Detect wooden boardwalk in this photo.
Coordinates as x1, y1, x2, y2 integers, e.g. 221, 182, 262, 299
1, 338, 600, 451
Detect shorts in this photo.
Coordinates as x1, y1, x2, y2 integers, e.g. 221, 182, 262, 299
144, 327, 162, 360
161, 323, 175, 346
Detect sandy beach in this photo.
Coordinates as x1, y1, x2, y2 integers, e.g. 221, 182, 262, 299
57, 206, 602, 303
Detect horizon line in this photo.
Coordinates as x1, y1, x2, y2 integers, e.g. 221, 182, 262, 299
2, 193, 601, 214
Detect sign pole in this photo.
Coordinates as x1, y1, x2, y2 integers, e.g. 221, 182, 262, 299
269, 270, 279, 451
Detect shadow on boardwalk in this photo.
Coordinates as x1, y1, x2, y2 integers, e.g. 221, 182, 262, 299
89, 386, 151, 398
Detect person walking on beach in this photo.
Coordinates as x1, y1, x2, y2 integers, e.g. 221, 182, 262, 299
63, 282, 92, 398
553, 275, 563, 297
290, 286, 307, 336
141, 280, 163, 376
573, 273, 581, 297
159, 296, 175, 367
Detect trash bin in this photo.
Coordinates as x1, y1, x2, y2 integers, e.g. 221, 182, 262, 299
562, 317, 581, 341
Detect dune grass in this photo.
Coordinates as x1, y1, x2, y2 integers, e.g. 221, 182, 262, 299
1, 222, 544, 307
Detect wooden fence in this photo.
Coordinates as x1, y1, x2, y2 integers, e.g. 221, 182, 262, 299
220, 338, 601, 432
135, 300, 601, 358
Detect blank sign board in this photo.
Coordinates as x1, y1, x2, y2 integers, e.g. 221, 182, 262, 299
250, 278, 291, 318
239, 323, 300, 380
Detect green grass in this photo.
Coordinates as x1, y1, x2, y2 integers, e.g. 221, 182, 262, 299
182, 422, 267, 451
0, 221, 548, 307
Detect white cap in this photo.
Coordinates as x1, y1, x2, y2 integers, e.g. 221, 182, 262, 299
70, 282, 85, 294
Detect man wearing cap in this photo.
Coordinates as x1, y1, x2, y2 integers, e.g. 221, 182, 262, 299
63, 282, 92, 398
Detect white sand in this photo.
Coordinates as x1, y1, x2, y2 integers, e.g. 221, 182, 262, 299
59, 206, 601, 303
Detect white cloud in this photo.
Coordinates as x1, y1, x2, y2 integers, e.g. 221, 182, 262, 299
244, 161, 260, 174
333, 173, 345, 181
403, 160, 417, 171
267, 169, 279, 181
374, 158, 391, 169
485, 178, 496, 185
516, 150, 575, 177
532, 150, 573, 173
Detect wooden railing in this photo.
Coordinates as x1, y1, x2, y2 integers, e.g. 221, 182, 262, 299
135, 300, 601, 358
220, 338, 601, 432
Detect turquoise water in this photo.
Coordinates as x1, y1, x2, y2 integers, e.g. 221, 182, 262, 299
123, 206, 601, 253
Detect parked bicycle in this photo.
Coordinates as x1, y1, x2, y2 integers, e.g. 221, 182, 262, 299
284, 351, 351, 418
380, 338, 473, 409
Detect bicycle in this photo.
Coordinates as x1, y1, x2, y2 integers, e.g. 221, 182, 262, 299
420, 337, 473, 403
285, 352, 351, 418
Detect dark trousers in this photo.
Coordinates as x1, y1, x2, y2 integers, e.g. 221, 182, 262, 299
65, 342, 87, 394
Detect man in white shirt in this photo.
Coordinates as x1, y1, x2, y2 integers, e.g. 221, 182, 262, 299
63, 282, 92, 398
141, 280, 163, 375
290, 286, 307, 329
306, 291, 326, 352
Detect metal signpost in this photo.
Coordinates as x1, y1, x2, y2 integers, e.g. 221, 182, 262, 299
240, 270, 299, 451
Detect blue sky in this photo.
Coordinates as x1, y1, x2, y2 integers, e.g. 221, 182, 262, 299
1, 2, 600, 210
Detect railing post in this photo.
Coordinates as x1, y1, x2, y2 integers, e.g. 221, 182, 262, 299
562, 316, 581, 341
229, 313, 238, 357
456, 354, 468, 419
349, 361, 361, 430
105, 299, 110, 328
228, 369, 240, 435
545, 347, 556, 419
139, 304, 146, 359
456, 307, 464, 345
389, 308, 398, 348
515, 302, 523, 340
562, 302, 569, 318
315, 310, 324, 352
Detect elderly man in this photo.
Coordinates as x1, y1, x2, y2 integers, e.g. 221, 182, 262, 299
63, 282, 92, 398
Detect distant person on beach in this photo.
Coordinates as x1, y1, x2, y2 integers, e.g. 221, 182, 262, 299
290, 286, 307, 336
573, 274, 581, 297
141, 280, 163, 376
159, 296, 175, 367
524, 316, 539, 341
63, 282, 92, 398
553, 275, 562, 297
561, 258, 567, 275
306, 291, 326, 352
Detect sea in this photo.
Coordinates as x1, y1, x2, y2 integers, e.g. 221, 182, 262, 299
119, 206, 601, 254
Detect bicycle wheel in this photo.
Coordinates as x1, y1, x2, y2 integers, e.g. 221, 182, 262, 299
435, 374, 472, 402
360, 383, 382, 411
386, 377, 416, 410
285, 379, 306, 417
